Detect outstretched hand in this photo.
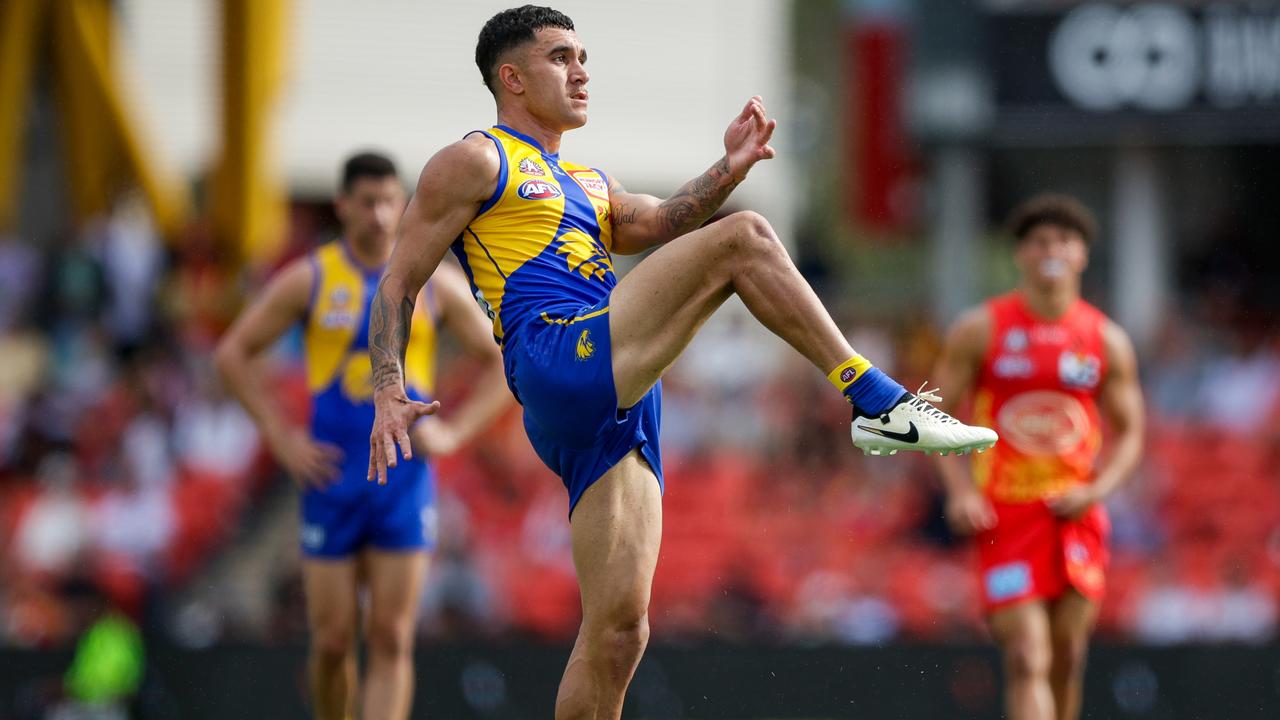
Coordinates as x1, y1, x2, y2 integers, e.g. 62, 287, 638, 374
723, 96, 777, 180
368, 388, 440, 484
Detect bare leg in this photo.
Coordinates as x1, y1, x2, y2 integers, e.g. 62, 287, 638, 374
609, 211, 854, 407
990, 600, 1056, 720
303, 558, 360, 720
554, 450, 662, 719
361, 549, 430, 720
1048, 590, 1099, 720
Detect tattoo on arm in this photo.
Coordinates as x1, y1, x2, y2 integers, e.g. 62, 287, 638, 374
656, 156, 739, 238
613, 204, 637, 225
369, 275, 416, 392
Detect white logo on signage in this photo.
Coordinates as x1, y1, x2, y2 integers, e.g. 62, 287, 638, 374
1050, 3, 1198, 112
1049, 3, 1280, 112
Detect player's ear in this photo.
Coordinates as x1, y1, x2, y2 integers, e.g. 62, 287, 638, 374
498, 62, 524, 95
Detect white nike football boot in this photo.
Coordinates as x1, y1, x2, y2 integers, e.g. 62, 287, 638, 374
851, 384, 998, 456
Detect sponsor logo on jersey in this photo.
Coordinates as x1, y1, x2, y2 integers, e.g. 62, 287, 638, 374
518, 179, 562, 200
997, 390, 1090, 455
576, 329, 596, 361
1031, 324, 1070, 345
570, 169, 609, 201
473, 288, 496, 322
985, 561, 1031, 602
993, 355, 1035, 378
518, 157, 546, 176
301, 523, 326, 550
320, 311, 357, 329
421, 506, 439, 544
1059, 351, 1101, 389
320, 285, 357, 328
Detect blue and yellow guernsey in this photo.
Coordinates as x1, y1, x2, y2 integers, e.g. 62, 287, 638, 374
451, 125, 616, 346
305, 241, 437, 489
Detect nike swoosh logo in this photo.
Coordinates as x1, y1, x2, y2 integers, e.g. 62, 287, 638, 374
856, 422, 919, 443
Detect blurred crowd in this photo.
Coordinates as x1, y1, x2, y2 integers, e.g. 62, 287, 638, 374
1, 203, 1277, 651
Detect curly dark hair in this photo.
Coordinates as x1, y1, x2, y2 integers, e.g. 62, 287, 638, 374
1007, 193, 1098, 247
475, 5, 575, 95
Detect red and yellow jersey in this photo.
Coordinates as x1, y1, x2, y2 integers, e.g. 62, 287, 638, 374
971, 291, 1108, 504
451, 124, 616, 345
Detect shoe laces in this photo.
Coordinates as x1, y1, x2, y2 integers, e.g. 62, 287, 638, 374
903, 382, 959, 425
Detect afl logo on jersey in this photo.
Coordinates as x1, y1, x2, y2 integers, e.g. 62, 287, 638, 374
518, 180, 562, 200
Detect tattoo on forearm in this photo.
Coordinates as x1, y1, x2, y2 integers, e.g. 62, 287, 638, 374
369, 275, 415, 392
656, 156, 740, 237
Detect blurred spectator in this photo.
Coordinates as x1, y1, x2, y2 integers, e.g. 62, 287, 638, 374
3, 205, 1277, 648
13, 453, 89, 578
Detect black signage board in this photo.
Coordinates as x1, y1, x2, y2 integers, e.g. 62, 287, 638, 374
986, 2, 1280, 144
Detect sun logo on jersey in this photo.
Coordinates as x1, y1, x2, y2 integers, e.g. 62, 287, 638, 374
576, 330, 595, 361
518, 157, 546, 177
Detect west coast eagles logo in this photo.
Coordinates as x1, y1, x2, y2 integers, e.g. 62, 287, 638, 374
518, 157, 545, 176
575, 329, 595, 361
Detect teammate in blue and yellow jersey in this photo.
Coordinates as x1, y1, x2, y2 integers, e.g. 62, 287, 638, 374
214, 152, 510, 720
366, 8, 995, 718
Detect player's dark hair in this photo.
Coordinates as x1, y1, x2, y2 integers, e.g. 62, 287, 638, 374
1007, 193, 1097, 247
341, 152, 398, 193
476, 5, 575, 95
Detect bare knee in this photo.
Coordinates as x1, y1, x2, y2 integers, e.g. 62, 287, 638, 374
311, 621, 355, 665
1050, 635, 1089, 681
367, 615, 415, 661
587, 600, 650, 661
599, 614, 650, 665
720, 211, 783, 257
1002, 638, 1051, 684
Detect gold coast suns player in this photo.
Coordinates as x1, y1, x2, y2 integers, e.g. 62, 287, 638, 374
365, 7, 996, 718
215, 153, 511, 720
933, 194, 1145, 720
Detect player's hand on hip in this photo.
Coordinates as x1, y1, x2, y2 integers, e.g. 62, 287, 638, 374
945, 489, 997, 535
266, 427, 343, 491
723, 95, 777, 179
1047, 486, 1099, 520
369, 387, 440, 484
411, 419, 461, 459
